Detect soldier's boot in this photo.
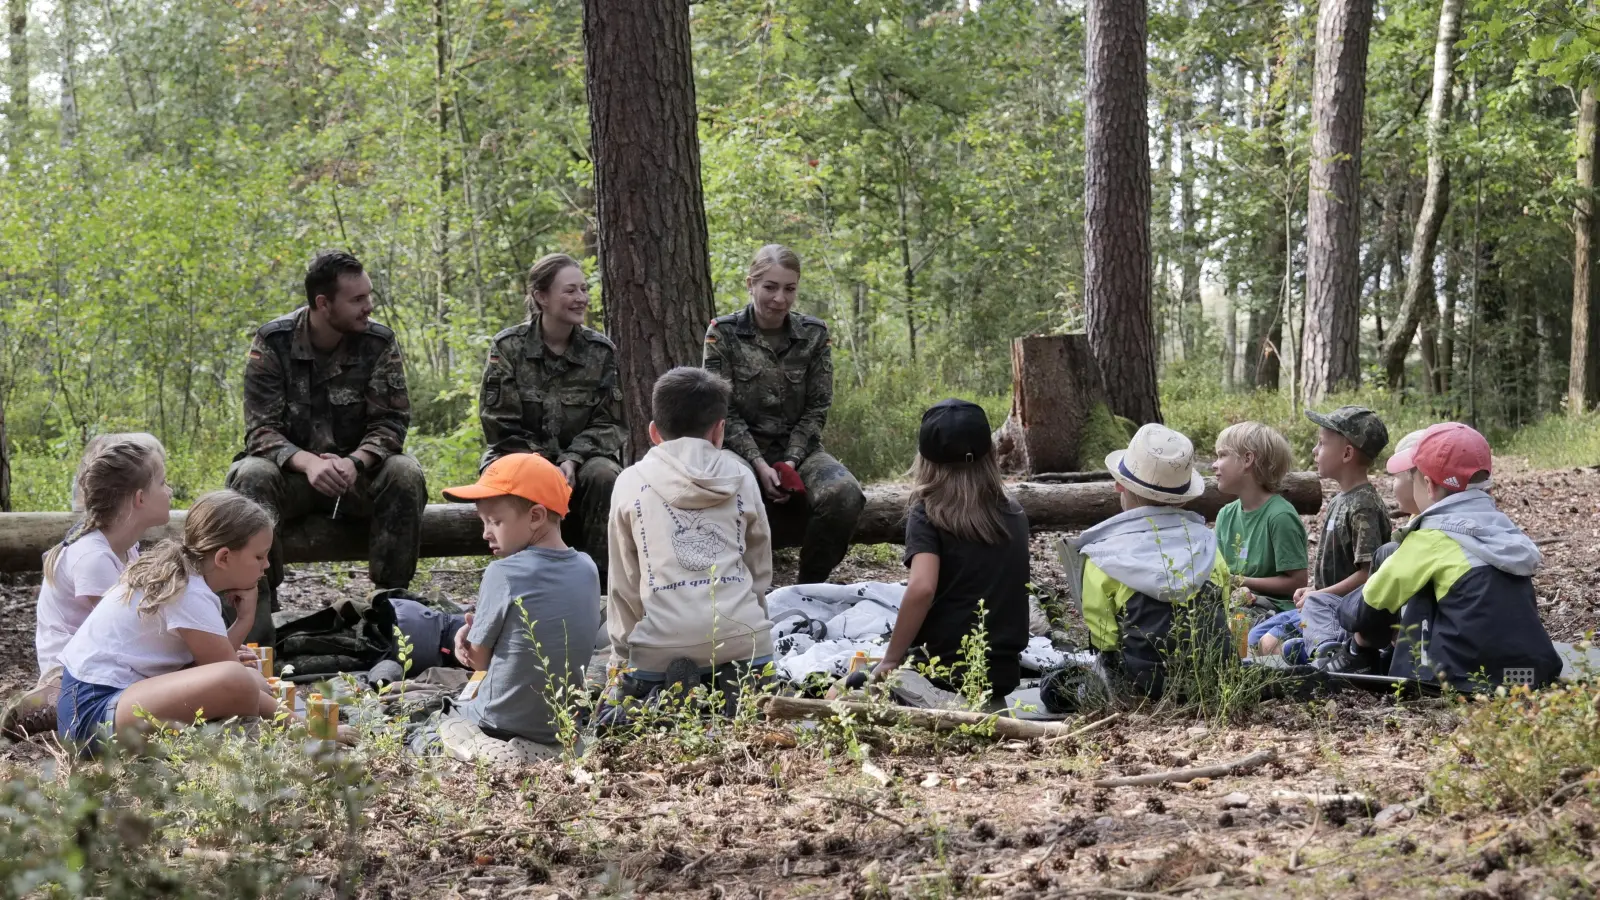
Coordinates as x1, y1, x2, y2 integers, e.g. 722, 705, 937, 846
368, 454, 428, 591
795, 452, 866, 585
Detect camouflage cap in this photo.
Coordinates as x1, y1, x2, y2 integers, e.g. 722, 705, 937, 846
1305, 405, 1389, 462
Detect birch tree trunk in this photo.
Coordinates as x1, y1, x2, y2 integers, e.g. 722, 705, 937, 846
1382, 0, 1464, 390
1571, 81, 1598, 416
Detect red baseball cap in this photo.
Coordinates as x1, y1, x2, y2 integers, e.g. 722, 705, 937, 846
442, 453, 572, 516
1412, 422, 1492, 493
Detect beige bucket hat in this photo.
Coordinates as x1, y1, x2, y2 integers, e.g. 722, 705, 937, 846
1105, 423, 1207, 504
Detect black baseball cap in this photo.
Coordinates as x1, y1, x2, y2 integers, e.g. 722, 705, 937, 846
919, 399, 993, 464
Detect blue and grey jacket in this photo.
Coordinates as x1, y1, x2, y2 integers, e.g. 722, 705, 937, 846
1062, 507, 1233, 696
1347, 490, 1558, 691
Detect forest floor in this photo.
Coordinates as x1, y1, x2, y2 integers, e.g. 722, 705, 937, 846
2, 464, 1599, 898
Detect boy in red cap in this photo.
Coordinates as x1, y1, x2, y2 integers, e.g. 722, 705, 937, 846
1325, 423, 1559, 690
431, 453, 602, 764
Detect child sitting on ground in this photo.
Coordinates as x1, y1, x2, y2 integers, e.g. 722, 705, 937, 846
1210, 422, 1309, 656
871, 399, 1030, 709
1292, 406, 1394, 663
1322, 423, 1559, 688
437, 453, 602, 763
3, 434, 170, 739
602, 367, 774, 719
1068, 424, 1233, 698
56, 490, 294, 753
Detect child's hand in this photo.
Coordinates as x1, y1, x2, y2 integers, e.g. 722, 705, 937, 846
236, 646, 259, 666
1293, 587, 1309, 609
453, 614, 475, 668
869, 657, 902, 682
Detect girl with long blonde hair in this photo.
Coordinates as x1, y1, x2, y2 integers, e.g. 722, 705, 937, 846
873, 400, 1031, 707
2, 435, 173, 741
55, 490, 289, 751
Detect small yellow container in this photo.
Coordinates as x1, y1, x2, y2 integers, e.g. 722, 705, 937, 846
305, 692, 339, 740
1231, 613, 1250, 659
257, 645, 274, 675
266, 677, 295, 712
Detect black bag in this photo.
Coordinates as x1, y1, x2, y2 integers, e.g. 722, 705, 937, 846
274, 591, 400, 681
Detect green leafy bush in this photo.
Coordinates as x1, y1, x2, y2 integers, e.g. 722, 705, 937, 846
1432, 681, 1600, 813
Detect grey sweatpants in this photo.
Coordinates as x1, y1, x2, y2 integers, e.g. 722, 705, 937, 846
1301, 540, 1401, 654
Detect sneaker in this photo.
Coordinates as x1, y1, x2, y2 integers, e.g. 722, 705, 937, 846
2, 684, 58, 741
1313, 639, 1382, 676
1279, 638, 1309, 666
661, 657, 702, 700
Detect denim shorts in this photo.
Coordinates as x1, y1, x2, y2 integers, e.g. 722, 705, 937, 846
57, 669, 125, 753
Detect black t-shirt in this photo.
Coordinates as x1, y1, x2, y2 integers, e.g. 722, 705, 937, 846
902, 499, 1032, 669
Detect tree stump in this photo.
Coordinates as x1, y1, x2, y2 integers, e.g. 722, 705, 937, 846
994, 333, 1110, 475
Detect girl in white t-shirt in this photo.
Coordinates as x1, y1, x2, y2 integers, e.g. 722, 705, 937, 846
57, 490, 281, 751
2, 434, 171, 741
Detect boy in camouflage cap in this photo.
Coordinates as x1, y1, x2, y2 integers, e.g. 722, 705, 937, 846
1294, 406, 1394, 661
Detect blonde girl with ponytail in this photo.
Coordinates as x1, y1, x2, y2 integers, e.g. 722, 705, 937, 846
55, 490, 287, 752
2, 435, 173, 741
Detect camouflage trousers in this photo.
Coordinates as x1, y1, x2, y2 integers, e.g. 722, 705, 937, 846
752, 451, 866, 585
227, 454, 428, 645
560, 456, 621, 589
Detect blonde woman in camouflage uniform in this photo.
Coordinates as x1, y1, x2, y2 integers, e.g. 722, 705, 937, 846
479, 254, 624, 583
703, 245, 865, 585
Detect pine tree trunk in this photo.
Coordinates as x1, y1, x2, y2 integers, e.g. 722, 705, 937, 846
1177, 55, 1201, 360
1300, 0, 1374, 403
434, 0, 452, 375
1084, 0, 1161, 425
1440, 219, 1459, 396
1383, 0, 1463, 390
583, 0, 716, 462
6, 0, 27, 156
1571, 83, 1597, 416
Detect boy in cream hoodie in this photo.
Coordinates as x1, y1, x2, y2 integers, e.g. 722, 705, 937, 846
603, 367, 775, 718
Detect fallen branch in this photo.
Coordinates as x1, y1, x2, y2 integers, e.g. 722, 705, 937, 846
1092, 748, 1277, 788
1288, 811, 1319, 871
759, 695, 1069, 741
1042, 713, 1121, 746
818, 794, 909, 830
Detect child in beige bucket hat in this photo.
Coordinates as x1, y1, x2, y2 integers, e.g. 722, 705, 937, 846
1057, 424, 1233, 699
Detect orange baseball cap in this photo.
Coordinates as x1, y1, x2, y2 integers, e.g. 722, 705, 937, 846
442, 453, 572, 516
1412, 422, 1492, 493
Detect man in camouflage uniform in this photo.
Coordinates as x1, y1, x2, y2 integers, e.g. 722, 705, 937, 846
703, 306, 865, 585
1296, 405, 1394, 661
227, 251, 428, 645
479, 311, 625, 581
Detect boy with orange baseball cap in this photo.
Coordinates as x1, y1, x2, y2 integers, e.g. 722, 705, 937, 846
1324, 423, 1559, 691
428, 453, 602, 764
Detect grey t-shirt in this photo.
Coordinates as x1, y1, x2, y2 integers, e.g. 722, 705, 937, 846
462, 546, 602, 744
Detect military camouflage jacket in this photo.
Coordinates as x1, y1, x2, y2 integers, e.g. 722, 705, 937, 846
478, 313, 625, 471
702, 306, 833, 465
241, 307, 411, 467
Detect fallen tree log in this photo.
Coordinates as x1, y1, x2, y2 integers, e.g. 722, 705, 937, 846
0, 472, 1323, 572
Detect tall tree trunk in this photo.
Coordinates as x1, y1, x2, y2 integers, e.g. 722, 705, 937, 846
1571, 82, 1598, 416
1383, 0, 1463, 390
584, 0, 716, 462
1301, 0, 1374, 403
1440, 217, 1459, 396
1177, 58, 1202, 360
434, 0, 452, 374
59, 0, 77, 147
0, 388, 9, 512
1084, 0, 1161, 425
1249, 20, 1289, 393
5, 0, 26, 156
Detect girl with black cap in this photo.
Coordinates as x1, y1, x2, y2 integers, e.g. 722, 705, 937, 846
872, 399, 1030, 706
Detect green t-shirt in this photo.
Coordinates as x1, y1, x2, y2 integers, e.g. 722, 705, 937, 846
1213, 493, 1310, 610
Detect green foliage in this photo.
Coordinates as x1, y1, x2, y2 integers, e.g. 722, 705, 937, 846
1432, 680, 1600, 813
824, 362, 1006, 483
0, 722, 374, 898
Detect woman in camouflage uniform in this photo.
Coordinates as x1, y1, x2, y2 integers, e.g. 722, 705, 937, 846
703, 245, 865, 585
479, 254, 624, 581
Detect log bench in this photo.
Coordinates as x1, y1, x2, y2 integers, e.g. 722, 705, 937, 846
0, 472, 1324, 573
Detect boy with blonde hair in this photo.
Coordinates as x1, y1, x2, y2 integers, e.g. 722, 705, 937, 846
1064, 424, 1233, 697
1212, 422, 1309, 658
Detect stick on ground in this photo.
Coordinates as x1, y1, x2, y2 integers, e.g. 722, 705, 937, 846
1042, 712, 1121, 745
760, 694, 1069, 741
1091, 748, 1278, 788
